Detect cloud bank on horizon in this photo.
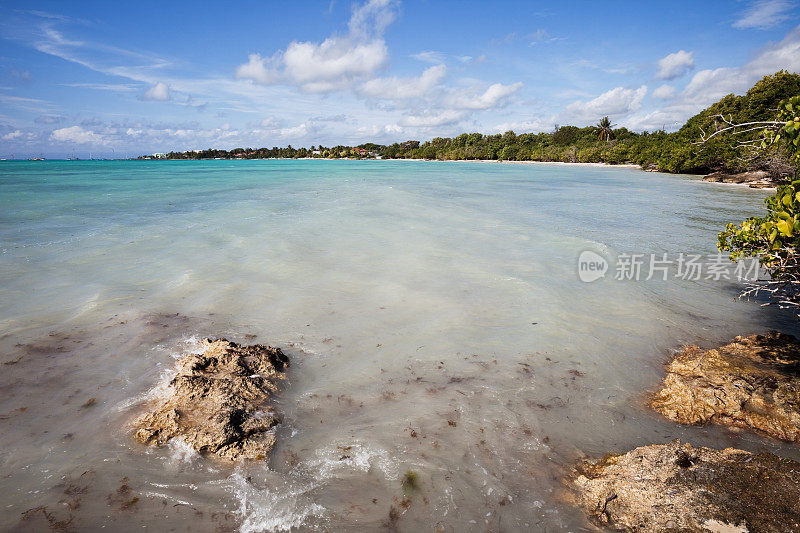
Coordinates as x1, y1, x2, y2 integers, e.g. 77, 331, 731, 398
0, 0, 799, 157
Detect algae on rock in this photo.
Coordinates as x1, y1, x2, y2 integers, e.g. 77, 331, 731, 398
651, 331, 800, 442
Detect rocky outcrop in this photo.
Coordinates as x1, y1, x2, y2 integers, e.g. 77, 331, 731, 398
651, 332, 800, 442
574, 440, 800, 532
133, 338, 288, 460
702, 170, 778, 188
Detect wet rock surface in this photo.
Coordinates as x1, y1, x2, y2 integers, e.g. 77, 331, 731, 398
574, 439, 800, 532
702, 170, 778, 188
651, 331, 800, 442
133, 338, 288, 460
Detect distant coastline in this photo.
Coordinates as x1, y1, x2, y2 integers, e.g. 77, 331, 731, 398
403, 159, 643, 169
10, 158, 777, 188
133, 72, 796, 187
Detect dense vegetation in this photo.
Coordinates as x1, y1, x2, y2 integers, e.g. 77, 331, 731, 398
149, 71, 800, 177
719, 95, 800, 308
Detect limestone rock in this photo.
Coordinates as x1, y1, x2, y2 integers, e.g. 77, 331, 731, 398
702, 170, 777, 188
651, 331, 800, 442
133, 338, 288, 460
574, 440, 800, 532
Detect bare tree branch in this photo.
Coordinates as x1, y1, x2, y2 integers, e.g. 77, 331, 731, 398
695, 119, 783, 144
738, 248, 800, 311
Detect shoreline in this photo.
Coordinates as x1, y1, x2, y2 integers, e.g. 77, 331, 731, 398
289, 157, 646, 169
404, 159, 643, 169
36, 157, 778, 189
702, 179, 777, 191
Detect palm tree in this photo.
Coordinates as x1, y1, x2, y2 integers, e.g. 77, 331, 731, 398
596, 116, 614, 142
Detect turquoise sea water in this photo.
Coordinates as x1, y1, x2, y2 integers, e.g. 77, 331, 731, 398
0, 159, 797, 531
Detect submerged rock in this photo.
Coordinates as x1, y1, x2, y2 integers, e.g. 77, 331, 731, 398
133, 338, 288, 460
574, 440, 800, 532
651, 332, 800, 442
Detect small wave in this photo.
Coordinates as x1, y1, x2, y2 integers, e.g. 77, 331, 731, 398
182, 334, 206, 355
166, 439, 201, 467
224, 471, 324, 533
141, 491, 195, 507
115, 334, 202, 412
114, 364, 178, 412
305, 441, 398, 481
218, 441, 397, 532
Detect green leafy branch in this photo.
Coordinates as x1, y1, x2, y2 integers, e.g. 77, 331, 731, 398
718, 96, 800, 307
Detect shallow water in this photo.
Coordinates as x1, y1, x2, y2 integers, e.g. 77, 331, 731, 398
0, 159, 798, 532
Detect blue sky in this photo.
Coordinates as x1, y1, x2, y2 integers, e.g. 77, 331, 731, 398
0, 0, 799, 157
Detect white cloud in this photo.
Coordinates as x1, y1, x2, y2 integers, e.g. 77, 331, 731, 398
448, 82, 523, 110
682, 68, 742, 102
347, 0, 397, 38
0, 93, 53, 114
656, 50, 694, 80
734, 0, 794, 30
652, 84, 676, 100
359, 64, 446, 99
258, 116, 281, 128
10, 5, 530, 151
234, 54, 278, 84
412, 50, 447, 64
624, 104, 700, 131
399, 110, 467, 127
64, 82, 137, 92
235, 0, 396, 93
49, 125, 106, 144
1, 130, 23, 140
529, 28, 563, 46
627, 26, 800, 130
34, 115, 65, 124
489, 116, 556, 134
489, 32, 518, 47
411, 51, 479, 65
286, 40, 387, 91
383, 123, 402, 134
742, 24, 800, 74
683, 25, 800, 104
143, 81, 171, 101
278, 122, 319, 139
565, 85, 647, 122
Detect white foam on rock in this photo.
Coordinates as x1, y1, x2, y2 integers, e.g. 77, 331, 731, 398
166, 438, 201, 467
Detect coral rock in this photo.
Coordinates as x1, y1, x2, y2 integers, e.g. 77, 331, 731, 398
133, 338, 288, 460
702, 170, 778, 188
574, 440, 800, 532
651, 331, 800, 442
